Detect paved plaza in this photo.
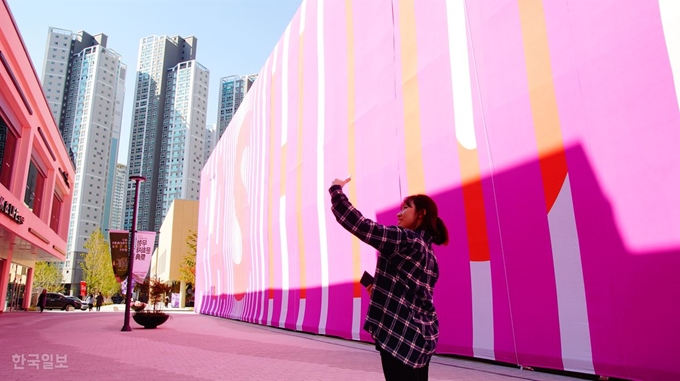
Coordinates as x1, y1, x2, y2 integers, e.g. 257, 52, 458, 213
0, 307, 583, 381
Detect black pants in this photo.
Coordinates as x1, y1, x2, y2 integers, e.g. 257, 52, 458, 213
39, 305, 44, 312
379, 349, 430, 381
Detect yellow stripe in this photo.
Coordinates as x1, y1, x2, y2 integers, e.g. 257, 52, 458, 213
268, 73, 276, 299
345, 0, 362, 298
297, 33, 307, 299
517, 0, 568, 212
399, 0, 426, 195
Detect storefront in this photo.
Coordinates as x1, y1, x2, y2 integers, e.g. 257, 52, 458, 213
0, 0, 74, 312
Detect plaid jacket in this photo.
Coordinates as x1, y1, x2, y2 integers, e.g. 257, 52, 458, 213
329, 185, 439, 368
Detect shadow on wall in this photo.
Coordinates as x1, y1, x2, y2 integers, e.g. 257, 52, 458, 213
200, 144, 680, 381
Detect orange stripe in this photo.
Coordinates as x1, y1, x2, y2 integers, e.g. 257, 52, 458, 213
297, 33, 306, 299
268, 73, 276, 300
517, 0, 568, 212
457, 144, 491, 261
346, 0, 362, 298
399, 0, 426, 195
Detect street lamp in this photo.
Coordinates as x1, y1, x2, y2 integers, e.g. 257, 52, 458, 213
122, 175, 146, 332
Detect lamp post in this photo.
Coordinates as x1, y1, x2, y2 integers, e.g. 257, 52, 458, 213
122, 175, 145, 332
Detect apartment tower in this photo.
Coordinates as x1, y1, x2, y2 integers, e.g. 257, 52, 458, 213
125, 35, 209, 236
216, 74, 256, 139
40, 28, 126, 294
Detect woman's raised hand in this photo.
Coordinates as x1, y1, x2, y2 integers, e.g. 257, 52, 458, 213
331, 176, 352, 188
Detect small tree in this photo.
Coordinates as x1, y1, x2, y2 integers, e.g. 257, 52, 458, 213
81, 228, 120, 298
135, 276, 172, 313
33, 262, 63, 293
179, 230, 197, 286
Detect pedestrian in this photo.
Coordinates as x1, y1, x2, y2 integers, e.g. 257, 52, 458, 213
37, 289, 47, 313
95, 292, 104, 311
86, 294, 94, 311
329, 176, 448, 381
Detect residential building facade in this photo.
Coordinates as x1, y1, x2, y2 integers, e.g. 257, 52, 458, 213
40, 27, 126, 294
125, 35, 208, 238
216, 74, 256, 139
203, 123, 217, 164
109, 163, 126, 231
42, 28, 127, 295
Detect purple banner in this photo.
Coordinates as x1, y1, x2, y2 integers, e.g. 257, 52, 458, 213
108, 230, 129, 283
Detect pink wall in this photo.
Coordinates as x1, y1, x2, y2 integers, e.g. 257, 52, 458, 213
196, 1, 680, 379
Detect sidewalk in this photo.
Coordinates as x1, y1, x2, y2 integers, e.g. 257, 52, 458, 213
0, 309, 581, 381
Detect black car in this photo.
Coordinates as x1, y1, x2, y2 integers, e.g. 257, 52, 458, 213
44, 293, 82, 311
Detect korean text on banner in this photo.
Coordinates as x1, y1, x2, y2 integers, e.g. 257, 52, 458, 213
133, 231, 156, 283
108, 230, 129, 283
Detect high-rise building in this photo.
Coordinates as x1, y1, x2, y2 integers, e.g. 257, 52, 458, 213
203, 123, 217, 163
109, 163, 127, 231
216, 74, 256, 139
125, 35, 209, 236
40, 28, 126, 294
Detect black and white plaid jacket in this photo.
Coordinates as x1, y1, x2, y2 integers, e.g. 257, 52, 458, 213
329, 185, 439, 368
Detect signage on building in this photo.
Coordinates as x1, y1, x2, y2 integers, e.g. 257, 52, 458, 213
0, 195, 24, 224
80, 281, 87, 296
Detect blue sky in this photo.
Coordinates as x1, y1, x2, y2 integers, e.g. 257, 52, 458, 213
7, 0, 303, 165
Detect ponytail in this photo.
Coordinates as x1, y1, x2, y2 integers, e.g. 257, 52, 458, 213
432, 216, 449, 246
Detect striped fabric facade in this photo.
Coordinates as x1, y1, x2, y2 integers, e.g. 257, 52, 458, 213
196, 1, 680, 380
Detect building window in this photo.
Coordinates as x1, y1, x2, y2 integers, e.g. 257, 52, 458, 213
24, 161, 46, 216
50, 193, 63, 233
0, 115, 17, 189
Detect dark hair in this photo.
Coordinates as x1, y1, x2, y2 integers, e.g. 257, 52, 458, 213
403, 194, 449, 246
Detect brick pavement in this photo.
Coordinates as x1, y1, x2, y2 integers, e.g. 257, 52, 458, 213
0, 307, 581, 381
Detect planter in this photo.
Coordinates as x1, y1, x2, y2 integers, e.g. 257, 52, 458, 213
132, 312, 169, 329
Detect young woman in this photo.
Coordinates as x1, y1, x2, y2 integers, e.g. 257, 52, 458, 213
329, 177, 448, 381
37, 289, 47, 313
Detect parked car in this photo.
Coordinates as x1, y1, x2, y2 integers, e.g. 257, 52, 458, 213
77, 298, 90, 311
44, 293, 82, 311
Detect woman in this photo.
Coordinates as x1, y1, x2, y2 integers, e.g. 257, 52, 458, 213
95, 292, 104, 311
329, 177, 448, 381
86, 294, 94, 311
37, 289, 47, 313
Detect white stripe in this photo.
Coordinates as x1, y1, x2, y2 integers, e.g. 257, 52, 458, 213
258, 61, 269, 325
446, 0, 476, 150
351, 297, 362, 341
660, 1, 680, 113
281, 26, 290, 147
297, 298, 306, 331
316, 0, 329, 336
471, 261, 495, 360
299, 0, 307, 35
267, 298, 274, 326
279, 195, 289, 328
549, 175, 594, 373
216, 269, 221, 316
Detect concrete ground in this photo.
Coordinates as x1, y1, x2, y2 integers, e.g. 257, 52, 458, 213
0, 305, 585, 381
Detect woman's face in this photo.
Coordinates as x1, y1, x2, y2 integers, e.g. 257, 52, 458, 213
397, 200, 423, 230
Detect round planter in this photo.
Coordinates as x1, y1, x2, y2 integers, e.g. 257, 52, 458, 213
132, 312, 169, 329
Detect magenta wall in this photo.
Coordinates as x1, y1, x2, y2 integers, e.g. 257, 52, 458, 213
196, 1, 680, 379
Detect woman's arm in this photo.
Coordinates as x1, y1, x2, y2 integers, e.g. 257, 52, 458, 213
329, 184, 410, 255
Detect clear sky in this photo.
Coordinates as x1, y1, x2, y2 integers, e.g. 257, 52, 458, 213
7, 0, 303, 165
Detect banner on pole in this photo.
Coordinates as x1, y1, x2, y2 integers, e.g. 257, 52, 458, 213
133, 231, 156, 283
108, 230, 129, 283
